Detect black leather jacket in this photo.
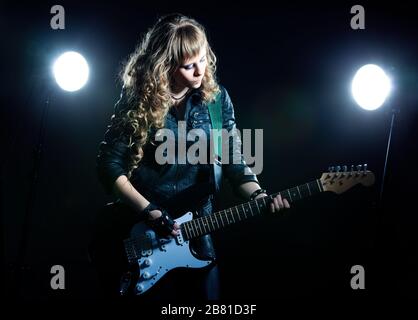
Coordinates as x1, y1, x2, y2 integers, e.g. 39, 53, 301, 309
97, 85, 259, 259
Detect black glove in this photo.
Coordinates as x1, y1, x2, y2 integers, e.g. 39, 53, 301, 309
141, 203, 176, 237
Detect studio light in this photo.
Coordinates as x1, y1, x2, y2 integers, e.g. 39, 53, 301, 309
351, 63, 397, 201
52, 51, 89, 92
16, 50, 91, 281
351, 64, 392, 111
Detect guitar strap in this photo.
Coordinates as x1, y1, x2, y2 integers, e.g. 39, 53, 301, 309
207, 91, 223, 193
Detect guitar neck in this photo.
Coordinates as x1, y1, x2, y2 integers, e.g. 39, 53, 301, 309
181, 179, 324, 240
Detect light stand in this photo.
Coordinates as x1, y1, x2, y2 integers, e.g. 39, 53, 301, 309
380, 108, 399, 202
13, 83, 53, 299
11, 50, 89, 298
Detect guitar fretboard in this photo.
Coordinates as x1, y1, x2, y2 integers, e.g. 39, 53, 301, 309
181, 179, 324, 241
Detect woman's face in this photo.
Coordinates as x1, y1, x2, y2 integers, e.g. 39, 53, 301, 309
172, 46, 207, 90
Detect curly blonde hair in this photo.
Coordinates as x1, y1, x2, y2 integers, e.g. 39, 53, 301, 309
114, 13, 220, 174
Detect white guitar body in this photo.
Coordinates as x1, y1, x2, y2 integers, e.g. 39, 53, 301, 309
125, 211, 212, 295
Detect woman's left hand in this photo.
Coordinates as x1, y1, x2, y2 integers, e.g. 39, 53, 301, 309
255, 193, 290, 213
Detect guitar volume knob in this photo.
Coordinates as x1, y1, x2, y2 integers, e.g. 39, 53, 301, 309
135, 283, 144, 293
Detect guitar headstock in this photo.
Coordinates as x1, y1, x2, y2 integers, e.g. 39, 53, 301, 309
320, 164, 375, 194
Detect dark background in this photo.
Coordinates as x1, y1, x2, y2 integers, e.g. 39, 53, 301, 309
1, 0, 417, 306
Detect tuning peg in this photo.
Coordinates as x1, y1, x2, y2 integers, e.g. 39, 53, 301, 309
334, 166, 341, 177
363, 163, 368, 175
340, 165, 347, 177
350, 165, 354, 176
355, 164, 363, 177
328, 166, 334, 173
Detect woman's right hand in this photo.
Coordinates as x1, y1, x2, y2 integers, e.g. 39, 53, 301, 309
147, 209, 180, 237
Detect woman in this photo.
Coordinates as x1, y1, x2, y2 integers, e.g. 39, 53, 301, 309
96, 13, 289, 300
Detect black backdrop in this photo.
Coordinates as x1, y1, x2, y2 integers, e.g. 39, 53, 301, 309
1, 0, 418, 306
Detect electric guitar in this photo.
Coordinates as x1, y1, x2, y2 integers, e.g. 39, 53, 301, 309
90, 164, 375, 296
